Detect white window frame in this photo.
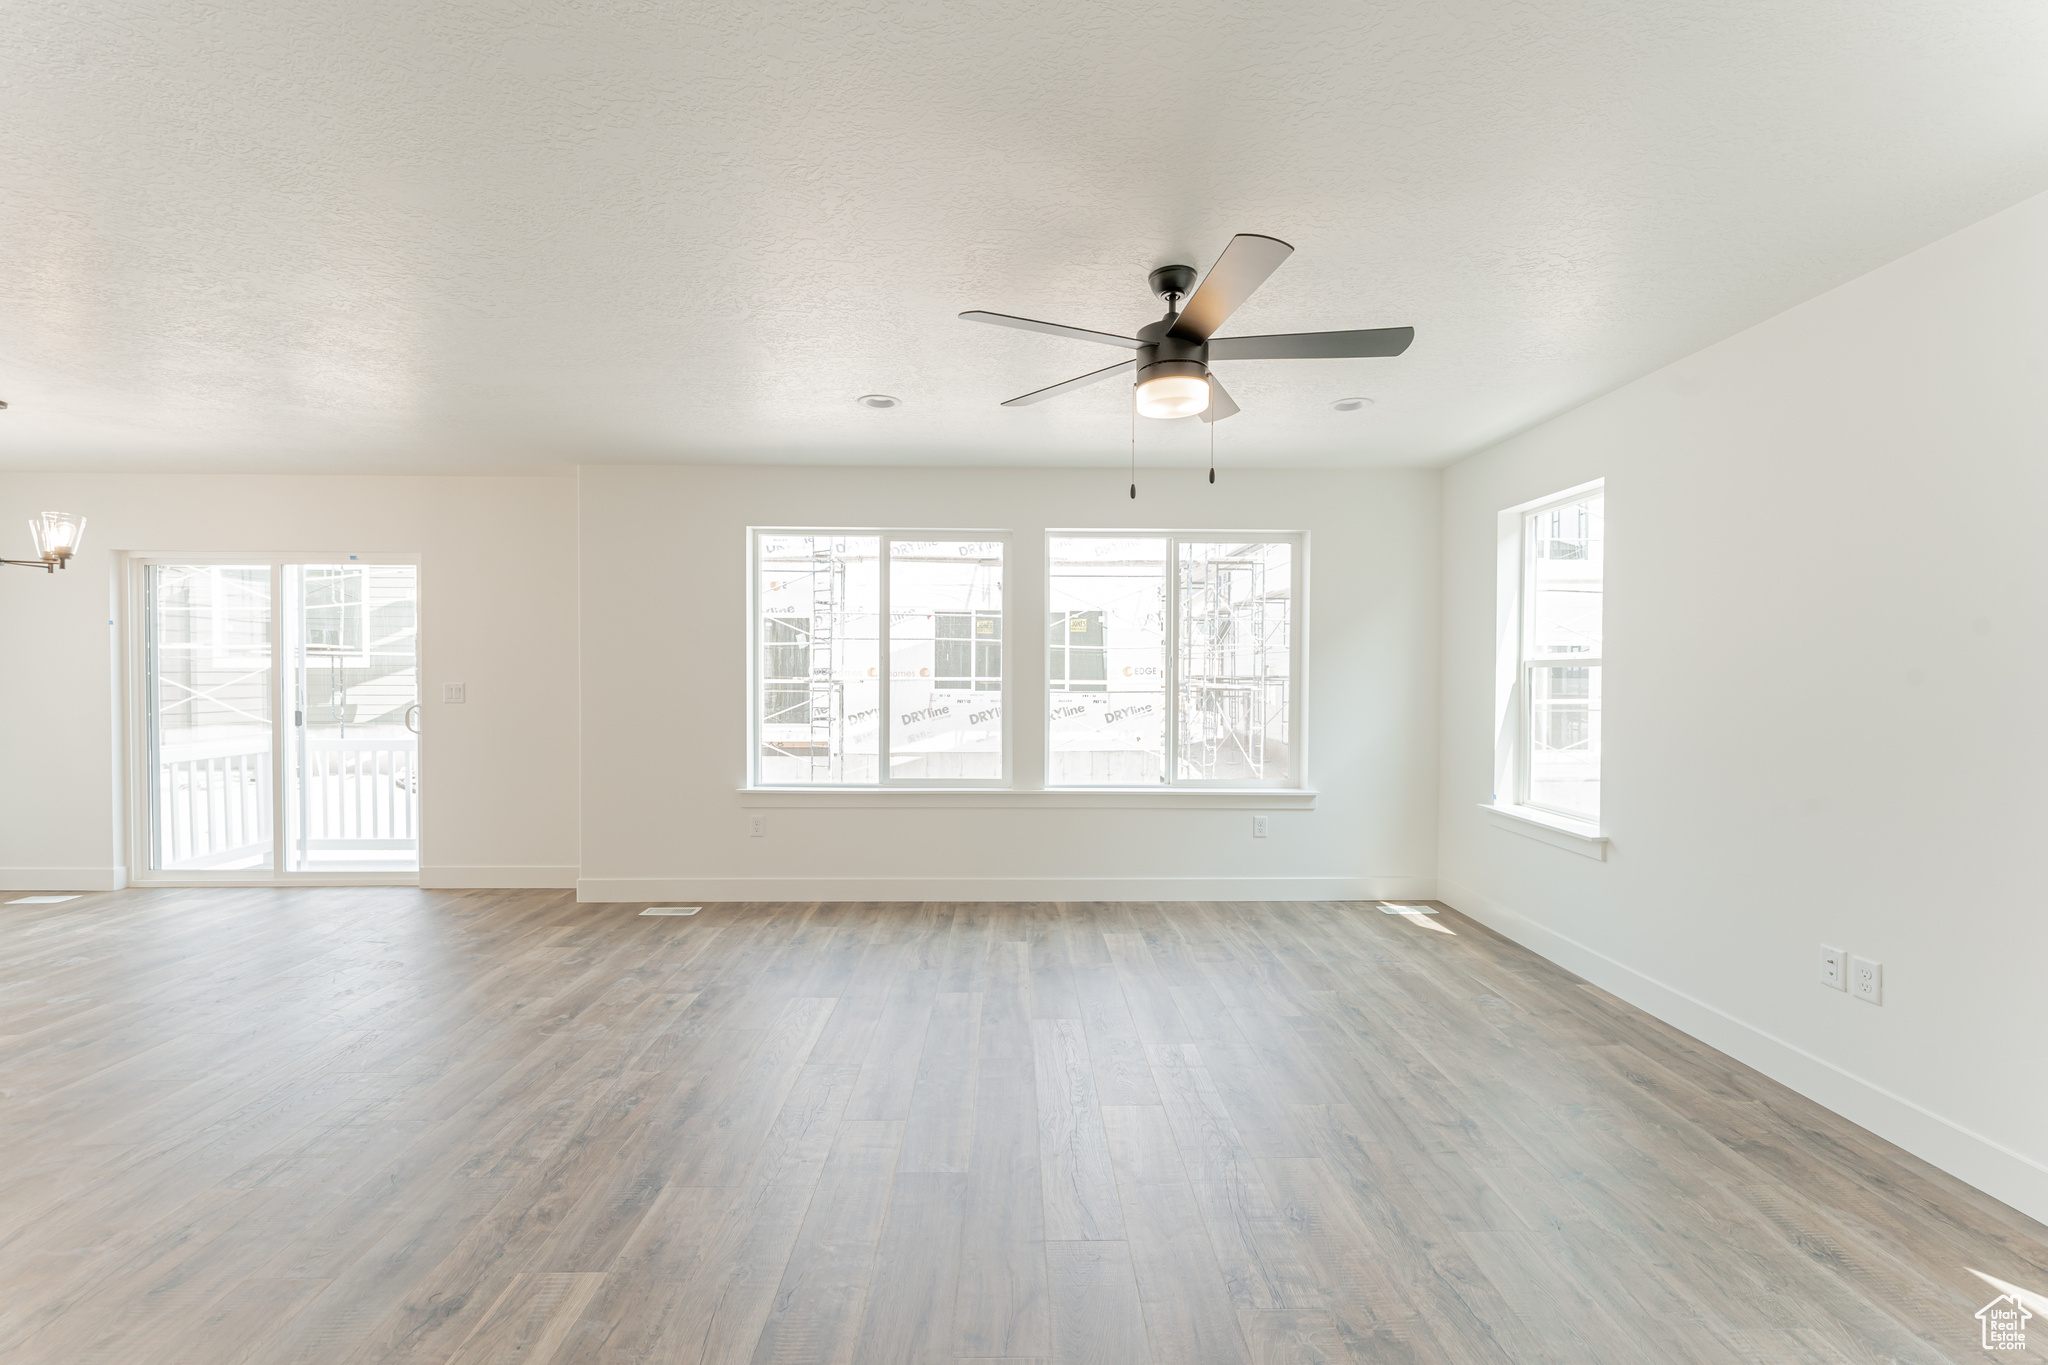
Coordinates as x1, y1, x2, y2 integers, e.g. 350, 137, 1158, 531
121, 550, 424, 888
1493, 481, 1604, 830
747, 528, 1013, 789
1044, 530, 1307, 790
301, 564, 367, 657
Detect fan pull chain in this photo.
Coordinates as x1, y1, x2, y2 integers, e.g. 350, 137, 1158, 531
1209, 415, 1216, 484
1129, 380, 1137, 499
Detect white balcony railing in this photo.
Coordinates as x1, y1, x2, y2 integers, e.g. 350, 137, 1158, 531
159, 737, 272, 869
157, 734, 420, 870
298, 736, 419, 850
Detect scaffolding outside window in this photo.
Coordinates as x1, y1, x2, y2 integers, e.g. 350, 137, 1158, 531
303, 566, 363, 653
752, 531, 1007, 786
1048, 533, 1302, 788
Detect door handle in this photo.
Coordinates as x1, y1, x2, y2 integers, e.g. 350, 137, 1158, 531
405, 703, 421, 735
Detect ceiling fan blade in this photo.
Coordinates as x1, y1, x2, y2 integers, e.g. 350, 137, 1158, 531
1000, 358, 1136, 406
961, 311, 1143, 350
1167, 234, 1294, 342
1200, 375, 1240, 423
1207, 327, 1415, 360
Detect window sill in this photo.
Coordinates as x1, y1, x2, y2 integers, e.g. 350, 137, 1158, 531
1478, 802, 1608, 860
740, 787, 1317, 810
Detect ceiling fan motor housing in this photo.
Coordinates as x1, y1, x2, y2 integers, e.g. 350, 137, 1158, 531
1134, 316, 1209, 388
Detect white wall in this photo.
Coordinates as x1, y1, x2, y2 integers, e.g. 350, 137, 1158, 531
578, 464, 1440, 903
0, 473, 579, 889
1437, 190, 2048, 1222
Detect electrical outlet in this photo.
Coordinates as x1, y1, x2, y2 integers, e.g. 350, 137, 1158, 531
1253, 815, 1268, 838
442, 682, 466, 704
1819, 945, 1846, 991
750, 814, 766, 838
1849, 956, 1882, 1004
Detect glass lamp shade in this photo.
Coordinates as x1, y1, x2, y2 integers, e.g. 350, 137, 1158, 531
29, 510, 86, 562
1134, 373, 1211, 420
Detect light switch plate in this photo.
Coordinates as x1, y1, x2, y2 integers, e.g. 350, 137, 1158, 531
1819, 945, 1846, 990
1849, 956, 1882, 1004
442, 682, 466, 704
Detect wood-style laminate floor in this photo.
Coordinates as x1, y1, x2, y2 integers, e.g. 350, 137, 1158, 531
1, 891, 2041, 1364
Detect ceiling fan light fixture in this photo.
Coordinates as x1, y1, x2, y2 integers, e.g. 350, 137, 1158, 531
1134, 363, 1211, 420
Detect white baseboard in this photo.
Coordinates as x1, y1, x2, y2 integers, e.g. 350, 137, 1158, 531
576, 875, 1438, 904
421, 866, 579, 890
1438, 877, 2048, 1226
1, 867, 128, 892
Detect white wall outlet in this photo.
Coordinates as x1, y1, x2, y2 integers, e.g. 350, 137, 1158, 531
442, 682, 466, 704
1253, 815, 1268, 838
750, 814, 766, 838
1819, 945, 1846, 991
1849, 956, 1882, 1004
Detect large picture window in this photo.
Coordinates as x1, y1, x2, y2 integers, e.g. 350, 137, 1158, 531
1514, 486, 1604, 821
1048, 533, 1301, 787
752, 531, 1007, 786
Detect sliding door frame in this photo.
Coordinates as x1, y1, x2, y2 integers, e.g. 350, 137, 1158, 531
123, 551, 424, 888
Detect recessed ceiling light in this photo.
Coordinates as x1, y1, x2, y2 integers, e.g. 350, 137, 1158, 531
856, 394, 901, 409
1331, 397, 1373, 412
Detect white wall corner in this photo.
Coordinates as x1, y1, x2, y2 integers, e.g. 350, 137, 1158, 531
1438, 878, 2048, 1227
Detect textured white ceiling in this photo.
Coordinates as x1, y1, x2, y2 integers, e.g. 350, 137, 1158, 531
5, 0, 2047, 473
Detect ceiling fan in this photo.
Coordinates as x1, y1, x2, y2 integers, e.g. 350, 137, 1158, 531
961, 234, 1413, 422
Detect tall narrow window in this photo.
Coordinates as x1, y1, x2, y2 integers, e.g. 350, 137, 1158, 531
1048, 533, 1300, 787
1177, 540, 1293, 782
889, 540, 1005, 779
1048, 537, 1167, 784
1518, 488, 1604, 821
755, 534, 880, 784
751, 532, 1006, 786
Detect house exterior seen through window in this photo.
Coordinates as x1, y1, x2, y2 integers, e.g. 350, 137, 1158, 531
752, 531, 1006, 786
1517, 488, 1604, 821
1047, 534, 1300, 787
751, 529, 1302, 789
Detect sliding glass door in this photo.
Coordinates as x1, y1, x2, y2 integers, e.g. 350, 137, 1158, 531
283, 565, 420, 872
140, 557, 420, 880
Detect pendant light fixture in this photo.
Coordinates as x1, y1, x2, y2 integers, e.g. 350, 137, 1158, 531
2, 511, 88, 573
